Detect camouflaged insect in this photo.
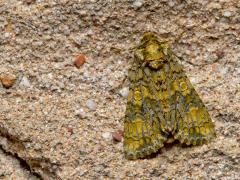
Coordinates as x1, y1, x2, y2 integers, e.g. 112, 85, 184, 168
124, 32, 216, 160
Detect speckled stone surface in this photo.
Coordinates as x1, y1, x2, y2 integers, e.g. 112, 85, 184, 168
0, 0, 239, 179
0, 148, 39, 179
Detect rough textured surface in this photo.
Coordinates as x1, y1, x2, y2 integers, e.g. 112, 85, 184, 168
0, 147, 39, 180
0, 0, 239, 179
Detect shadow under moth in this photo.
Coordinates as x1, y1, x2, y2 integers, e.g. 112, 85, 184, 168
124, 32, 216, 160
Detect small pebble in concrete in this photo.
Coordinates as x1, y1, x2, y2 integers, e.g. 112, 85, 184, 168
86, 99, 97, 110
19, 76, 31, 88
75, 108, 86, 118
133, 0, 143, 9
223, 11, 232, 17
112, 130, 123, 142
102, 132, 112, 140
74, 54, 86, 68
1, 75, 15, 88
119, 87, 129, 98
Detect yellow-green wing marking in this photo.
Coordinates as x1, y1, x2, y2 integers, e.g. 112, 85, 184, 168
168, 56, 216, 145
124, 61, 167, 160
124, 32, 216, 160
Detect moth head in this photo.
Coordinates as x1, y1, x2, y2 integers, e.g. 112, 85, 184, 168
140, 32, 159, 43
134, 32, 169, 69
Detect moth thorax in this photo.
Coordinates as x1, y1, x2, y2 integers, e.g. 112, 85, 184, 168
145, 43, 164, 61
146, 43, 159, 53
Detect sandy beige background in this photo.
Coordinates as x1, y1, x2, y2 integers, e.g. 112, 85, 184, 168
0, 0, 239, 179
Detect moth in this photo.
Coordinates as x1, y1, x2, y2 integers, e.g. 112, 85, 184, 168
124, 32, 216, 160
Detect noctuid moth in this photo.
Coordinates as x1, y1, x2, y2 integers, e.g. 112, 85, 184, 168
124, 32, 216, 160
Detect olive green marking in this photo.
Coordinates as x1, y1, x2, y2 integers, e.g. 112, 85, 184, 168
124, 32, 216, 160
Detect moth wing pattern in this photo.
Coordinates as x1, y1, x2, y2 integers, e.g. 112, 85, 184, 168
168, 54, 216, 145
124, 62, 167, 160
123, 32, 216, 160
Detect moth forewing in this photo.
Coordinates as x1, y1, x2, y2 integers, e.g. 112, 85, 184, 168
123, 32, 216, 160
